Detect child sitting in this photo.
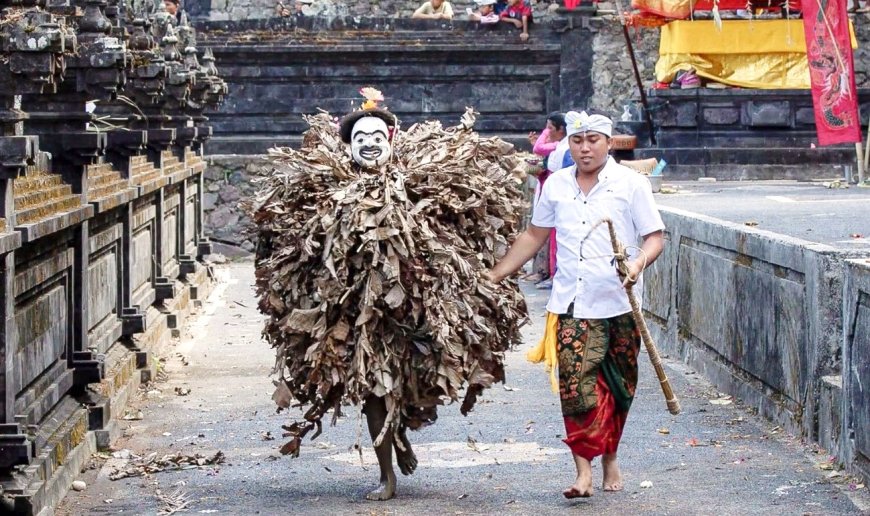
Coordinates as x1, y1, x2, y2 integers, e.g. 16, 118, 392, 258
500, 0, 532, 41
467, 0, 499, 24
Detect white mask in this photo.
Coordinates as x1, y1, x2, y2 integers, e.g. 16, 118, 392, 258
350, 116, 392, 168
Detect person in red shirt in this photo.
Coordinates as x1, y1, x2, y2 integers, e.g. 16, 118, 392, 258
500, 0, 532, 41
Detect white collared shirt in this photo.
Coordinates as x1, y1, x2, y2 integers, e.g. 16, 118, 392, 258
531, 157, 665, 319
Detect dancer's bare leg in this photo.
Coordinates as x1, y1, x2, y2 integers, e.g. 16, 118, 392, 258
394, 424, 418, 476
362, 395, 396, 501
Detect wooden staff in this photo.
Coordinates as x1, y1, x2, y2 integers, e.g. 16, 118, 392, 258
612, 0, 657, 145
584, 218, 681, 415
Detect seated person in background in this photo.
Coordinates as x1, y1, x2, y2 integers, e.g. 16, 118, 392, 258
500, 0, 532, 41
164, 0, 183, 24
467, 0, 500, 24
412, 0, 455, 19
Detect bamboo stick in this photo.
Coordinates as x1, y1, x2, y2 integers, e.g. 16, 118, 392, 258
601, 217, 681, 415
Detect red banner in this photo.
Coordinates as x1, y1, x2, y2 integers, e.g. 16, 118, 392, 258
802, 0, 861, 146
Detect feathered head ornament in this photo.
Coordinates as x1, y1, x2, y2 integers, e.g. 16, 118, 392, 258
338, 87, 398, 144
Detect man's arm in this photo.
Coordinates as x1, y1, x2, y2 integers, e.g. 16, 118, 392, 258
488, 224, 551, 282
622, 230, 664, 287
520, 14, 529, 40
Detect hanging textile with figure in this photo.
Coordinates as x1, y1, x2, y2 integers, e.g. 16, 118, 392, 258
802, 0, 861, 145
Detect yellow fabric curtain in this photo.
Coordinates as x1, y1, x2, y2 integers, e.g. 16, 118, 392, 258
656, 19, 857, 89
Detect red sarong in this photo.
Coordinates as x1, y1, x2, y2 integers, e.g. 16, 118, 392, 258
564, 374, 628, 460
557, 312, 640, 460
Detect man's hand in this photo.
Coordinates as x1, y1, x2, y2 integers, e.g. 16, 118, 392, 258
512, 18, 523, 27
621, 259, 645, 288
483, 270, 500, 283
520, 31, 529, 41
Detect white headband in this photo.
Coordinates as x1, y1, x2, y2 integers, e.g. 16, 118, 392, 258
565, 110, 613, 138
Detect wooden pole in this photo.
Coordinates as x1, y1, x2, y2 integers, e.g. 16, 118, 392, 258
621, 24, 658, 146
584, 218, 681, 415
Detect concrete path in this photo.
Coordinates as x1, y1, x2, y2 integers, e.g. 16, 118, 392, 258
655, 180, 870, 251
57, 262, 869, 516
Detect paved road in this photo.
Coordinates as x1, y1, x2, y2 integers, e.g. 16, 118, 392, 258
58, 262, 869, 516
655, 180, 870, 252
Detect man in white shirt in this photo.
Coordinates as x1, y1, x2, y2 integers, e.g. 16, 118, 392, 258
488, 110, 664, 499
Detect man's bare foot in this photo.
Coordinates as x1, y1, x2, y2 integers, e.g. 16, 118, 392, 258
563, 475, 593, 498
366, 472, 397, 501
565, 454, 594, 498
602, 453, 623, 492
394, 428, 418, 476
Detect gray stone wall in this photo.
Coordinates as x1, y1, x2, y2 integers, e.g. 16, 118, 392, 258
198, 0, 563, 23
853, 12, 870, 88
645, 207, 870, 475
203, 156, 268, 251
842, 258, 870, 479
587, 13, 659, 117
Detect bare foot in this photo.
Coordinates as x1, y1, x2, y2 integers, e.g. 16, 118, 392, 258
565, 454, 594, 498
563, 476, 593, 498
366, 472, 397, 501
602, 453, 623, 492
394, 428, 418, 476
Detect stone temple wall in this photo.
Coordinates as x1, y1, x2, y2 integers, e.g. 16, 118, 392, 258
194, 10, 870, 246
186, 0, 564, 22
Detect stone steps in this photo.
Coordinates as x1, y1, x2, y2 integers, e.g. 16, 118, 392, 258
12, 169, 86, 226
634, 146, 853, 180
16, 195, 83, 226
13, 171, 65, 194
14, 184, 72, 211
162, 151, 185, 176
87, 162, 130, 202
131, 157, 163, 186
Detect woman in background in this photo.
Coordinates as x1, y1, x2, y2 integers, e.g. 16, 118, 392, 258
526, 112, 566, 289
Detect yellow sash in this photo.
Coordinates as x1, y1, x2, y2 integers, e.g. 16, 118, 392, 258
526, 312, 560, 393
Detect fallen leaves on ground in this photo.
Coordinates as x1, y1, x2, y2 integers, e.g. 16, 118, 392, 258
109, 451, 226, 480
174, 387, 191, 396
123, 410, 144, 421
250, 109, 529, 455
156, 486, 191, 515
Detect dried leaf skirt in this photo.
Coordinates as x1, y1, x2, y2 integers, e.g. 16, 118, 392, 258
251, 110, 529, 454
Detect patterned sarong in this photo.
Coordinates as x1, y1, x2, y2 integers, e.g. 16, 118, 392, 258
557, 311, 640, 460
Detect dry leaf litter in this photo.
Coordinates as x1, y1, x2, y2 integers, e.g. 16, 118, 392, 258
249, 109, 529, 456
109, 451, 226, 480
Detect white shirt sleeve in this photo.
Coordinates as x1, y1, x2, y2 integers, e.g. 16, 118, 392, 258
630, 176, 666, 237
531, 178, 556, 228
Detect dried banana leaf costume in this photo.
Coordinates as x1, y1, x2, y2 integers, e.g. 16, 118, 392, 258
252, 106, 528, 455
